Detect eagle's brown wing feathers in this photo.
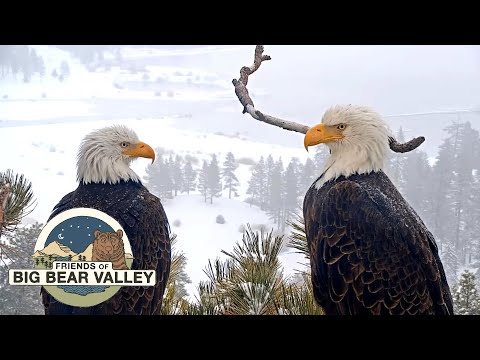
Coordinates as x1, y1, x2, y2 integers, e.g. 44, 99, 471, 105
304, 180, 453, 315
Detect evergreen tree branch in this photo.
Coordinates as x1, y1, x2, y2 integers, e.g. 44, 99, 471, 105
286, 212, 309, 263
0, 170, 36, 238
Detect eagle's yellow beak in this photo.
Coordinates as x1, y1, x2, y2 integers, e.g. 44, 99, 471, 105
122, 141, 155, 164
304, 124, 344, 152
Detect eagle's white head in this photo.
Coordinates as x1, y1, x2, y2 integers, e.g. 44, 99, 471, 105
76, 125, 155, 185
304, 104, 392, 189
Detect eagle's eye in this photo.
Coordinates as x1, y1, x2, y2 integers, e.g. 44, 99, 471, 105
120, 142, 129, 148
337, 124, 346, 131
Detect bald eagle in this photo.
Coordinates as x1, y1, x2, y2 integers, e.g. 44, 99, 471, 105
41, 125, 171, 315
303, 105, 453, 315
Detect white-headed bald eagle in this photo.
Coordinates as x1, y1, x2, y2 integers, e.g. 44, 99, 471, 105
41, 125, 171, 315
303, 105, 454, 315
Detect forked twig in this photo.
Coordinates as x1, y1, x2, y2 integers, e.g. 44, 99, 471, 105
232, 45, 309, 134
232, 45, 424, 153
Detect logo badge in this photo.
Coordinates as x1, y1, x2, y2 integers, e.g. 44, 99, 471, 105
9, 208, 155, 307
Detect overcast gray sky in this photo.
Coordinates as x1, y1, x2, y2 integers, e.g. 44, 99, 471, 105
176, 45, 480, 155
210, 45, 480, 116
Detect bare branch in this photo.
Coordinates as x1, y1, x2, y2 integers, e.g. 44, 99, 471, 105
233, 45, 425, 152
232, 45, 309, 134
389, 136, 425, 153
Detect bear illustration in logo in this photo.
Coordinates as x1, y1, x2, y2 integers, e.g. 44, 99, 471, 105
91, 229, 129, 270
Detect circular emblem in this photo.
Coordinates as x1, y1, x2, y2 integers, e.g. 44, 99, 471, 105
33, 208, 135, 307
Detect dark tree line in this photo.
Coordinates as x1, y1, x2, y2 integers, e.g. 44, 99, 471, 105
0, 45, 73, 84
245, 146, 330, 232
144, 150, 240, 205
0, 46, 46, 82
53, 46, 123, 72
54, 45, 118, 65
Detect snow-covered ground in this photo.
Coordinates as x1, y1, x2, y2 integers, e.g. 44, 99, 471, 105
1, 100, 97, 121
165, 194, 304, 298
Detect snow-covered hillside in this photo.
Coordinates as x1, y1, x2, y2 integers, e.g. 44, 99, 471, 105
0, 45, 235, 116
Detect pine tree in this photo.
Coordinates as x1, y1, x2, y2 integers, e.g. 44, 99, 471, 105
442, 242, 458, 288
144, 159, 162, 196
300, 158, 316, 195
283, 158, 301, 228
433, 121, 480, 266
198, 160, 209, 203
164, 155, 175, 199
143, 154, 173, 200
185, 224, 323, 315
207, 154, 222, 204
452, 270, 480, 315
466, 173, 480, 265
0, 46, 8, 78
160, 234, 192, 315
8, 46, 20, 78
182, 160, 197, 195
21, 46, 33, 83
222, 152, 239, 199
313, 145, 330, 173
431, 137, 456, 252
450, 122, 480, 264
0, 170, 35, 238
0, 223, 44, 315
262, 155, 275, 210
38, 57, 46, 78
246, 157, 265, 207
171, 155, 184, 197
402, 150, 434, 227
268, 158, 284, 229
60, 60, 70, 79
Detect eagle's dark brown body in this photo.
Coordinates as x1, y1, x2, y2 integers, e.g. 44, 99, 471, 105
303, 171, 454, 315
41, 180, 171, 315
